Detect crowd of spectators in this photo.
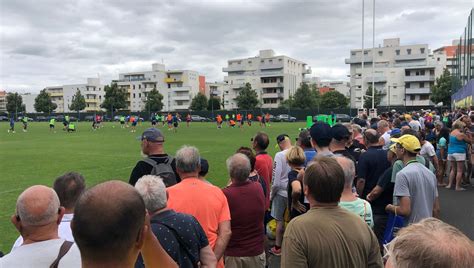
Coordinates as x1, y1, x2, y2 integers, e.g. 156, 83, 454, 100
2, 109, 474, 268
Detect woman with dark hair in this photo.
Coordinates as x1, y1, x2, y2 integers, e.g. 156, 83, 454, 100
236, 147, 267, 198
435, 124, 450, 186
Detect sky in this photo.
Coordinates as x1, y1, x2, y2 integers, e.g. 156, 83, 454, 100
0, 0, 472, 93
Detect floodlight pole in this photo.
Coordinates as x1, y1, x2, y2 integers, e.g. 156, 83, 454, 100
371, 0, 376, 109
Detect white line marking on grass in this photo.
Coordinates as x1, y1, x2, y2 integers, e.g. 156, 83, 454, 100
0, 188, 22, 194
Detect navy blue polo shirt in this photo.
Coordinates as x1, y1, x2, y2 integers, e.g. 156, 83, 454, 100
135, 209, 209, 268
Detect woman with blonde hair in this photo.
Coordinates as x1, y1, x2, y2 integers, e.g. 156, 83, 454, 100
286, 146, 308, 219
447, 118, 472, 191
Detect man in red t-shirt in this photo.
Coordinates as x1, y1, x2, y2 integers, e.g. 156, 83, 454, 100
252, 131, 273, 210
223, 153, 266, 267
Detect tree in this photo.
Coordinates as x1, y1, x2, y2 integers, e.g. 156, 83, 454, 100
6, 93, 25, 116
101, 83, 127, 112
363, 86, 383, 109
34, 89, 57, 114
235, 83, 259, 110
69, 90, 86, 113
144, 88, 164, 112
279, 97, 295, 109
431, 68, 453, 106
293, 83, 320, 109
190, 93, 208, 111
208, 97, 221, 111
320, 91, 349, 109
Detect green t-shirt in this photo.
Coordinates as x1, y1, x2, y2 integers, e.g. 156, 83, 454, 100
339, 198, 374, 228
69, 124, 75, 130
391, 156, 435, 183
49, 118, 55, 125
22, 117, 27, 123
120, 116, 125, 122
65, 116, 70, 122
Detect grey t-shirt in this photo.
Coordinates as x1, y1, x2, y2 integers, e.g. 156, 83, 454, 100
394, 162, 438, 224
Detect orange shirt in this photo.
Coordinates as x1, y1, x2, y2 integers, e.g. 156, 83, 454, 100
247, 114, 252, 120
236, 114, 242, 121
167, 178, 231, 249
217, 115, 222, 122
230, 120, 236, 125
167, 114, 172, 121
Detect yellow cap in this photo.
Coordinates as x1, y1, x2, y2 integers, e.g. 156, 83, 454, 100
389, 143, 397, 153
405, 114, 412, 120
390, 134, 421, 153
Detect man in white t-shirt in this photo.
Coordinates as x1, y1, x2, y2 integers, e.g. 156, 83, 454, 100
269, 134, 292, 256
420, 135, 439, 171
377, 120, 392, 150
0, 185, 81, 267
12, 172, 86, 251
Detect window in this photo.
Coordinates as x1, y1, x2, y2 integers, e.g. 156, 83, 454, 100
437, 58, 440, 61
405, 83, 410, 88
410, 95, 416, 100
133, 93, 136, 98
420, 82, 424, 88
420, 95, 429, 100
269, 59, 273, 63
420, 48, 425, 54
278, 58, 282, 61
351, 52, 356, 56
405, 70, 410, 76
133, 85, 135, 89
430, 70, 435, 75
421, 70, 425, 75
139, 84, 141, 89
363, 50, 368, 55
168, 84, 171, 89
139, 93, 141, 98
396, 50, 400, 55
407, 49, 411, 55
378, 51, 383, 56
248, 61, 252, 64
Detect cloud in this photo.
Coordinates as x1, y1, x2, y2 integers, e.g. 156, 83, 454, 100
0, 0, 472, 93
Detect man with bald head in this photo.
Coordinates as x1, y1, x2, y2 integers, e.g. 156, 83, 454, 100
71, 180, 176, 268
1, 185, 81, 267
356, 128, 391, 244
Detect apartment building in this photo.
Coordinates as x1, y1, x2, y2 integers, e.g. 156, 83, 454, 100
205, 82, 230, 108
115, 63, 202, 112
223, 49, 311, 109
433, 41, 458, 75
0, 91, 6, 113
345, 38, 445, 108
45, 78, 105, 113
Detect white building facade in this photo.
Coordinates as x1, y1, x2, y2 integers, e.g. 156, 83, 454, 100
45, 78, 105, 113
223, 50, 311, 109
346, 38, 446, 108
115, 63, 201, 112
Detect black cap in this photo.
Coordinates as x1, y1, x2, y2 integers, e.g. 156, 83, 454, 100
310, 121, 332, 142
276, 134, 290, 144
331, 124, 351, 141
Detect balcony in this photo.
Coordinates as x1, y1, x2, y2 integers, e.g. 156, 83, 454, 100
49, 92, 63, 97
405, 100, 431, 106
173, 104, 190, 110
117, 77, 149, 82
231, 83, 246, 89
262, 92, 284, 99
260, 70, 284, 77
261, 82, 284, 88
223, 65, 246, 72
364, 76, 387, 83
165, 78, 182, 83
259, 62, 284, 70
404, 75, 435, 82
172, 95, 190, 101
171, 86, 191, 92
345, 56, 373, 64
406, 88, 431, 94
85, 99, 98, 103
394, 54, 426, 61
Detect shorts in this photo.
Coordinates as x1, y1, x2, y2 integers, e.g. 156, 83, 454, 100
448, 153, 466, 162
436, 149, 447, 160
151, 121, 157, 125
167, 120, 172, 124
270, 195, 287, 221
49, 124, 55, 128
225, 252, 266, 268
120, 121, 125, 124
132, 122, 137, 126
63, 122, 68, 126
173, 122, 178, 127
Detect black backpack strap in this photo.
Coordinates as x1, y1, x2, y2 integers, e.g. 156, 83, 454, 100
142, 157, 158, 167
50, 241, 74, 268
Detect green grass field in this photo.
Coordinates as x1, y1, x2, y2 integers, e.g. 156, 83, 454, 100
0, 121, 304, 253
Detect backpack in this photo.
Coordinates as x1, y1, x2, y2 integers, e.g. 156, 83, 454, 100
142, 156, 177, 187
